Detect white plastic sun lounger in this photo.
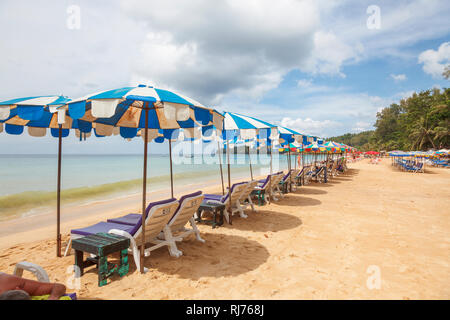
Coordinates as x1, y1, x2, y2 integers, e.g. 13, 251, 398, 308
66, 198, 180, 273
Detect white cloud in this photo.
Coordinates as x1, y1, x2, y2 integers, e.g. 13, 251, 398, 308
122, 0, 320, 104
280, 117, 341, 137
300, 30, 362, 77
418, 42, 450, 78
297, 79, 313, 88
390, 74, 407, 82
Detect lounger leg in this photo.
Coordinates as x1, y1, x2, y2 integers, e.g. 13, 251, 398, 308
162, 226, 183, 258
276, 185, 284, 198
63, 237, 72, 257
189, 217, 205, 243
224, 209, 230, 224
248, 196, 255, 212
237, 200, 248, 218
263, 193, 269, 205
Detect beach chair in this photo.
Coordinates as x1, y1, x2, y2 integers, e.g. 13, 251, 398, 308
304, 166, 313, 185
252, 175, 271, 205
11, 261, 77, 300
108, 191, 205, 258
237, 180, 259, 216
328, 161, 338, 177
279, 170, 292, 195
270, 172, 285, 200
204, 182, 248, 223
290, 169, 301, 191
65, 198, 179, 273
312, 166, 325, 183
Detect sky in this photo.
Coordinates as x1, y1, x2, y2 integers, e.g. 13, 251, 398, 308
0, 0, 449, 154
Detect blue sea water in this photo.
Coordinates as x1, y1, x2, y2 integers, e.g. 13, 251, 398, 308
0, 153, 320, 220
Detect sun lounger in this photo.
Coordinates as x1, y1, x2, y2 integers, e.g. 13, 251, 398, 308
290, 169, 301, 190
237, 180, 259, 216
108, 191, 205, 258
270, 172, 285, 200
252, 175, 270, 205
279, 170, 292, 194
328, 161, 338, 177
312, 166, 325, 183
204, 182, 248, 223
258, 172, 283, 200
12, 261, 77, 300
65, 198, 180, 273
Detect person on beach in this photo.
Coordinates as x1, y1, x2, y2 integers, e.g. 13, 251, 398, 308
0, 272, 66, 300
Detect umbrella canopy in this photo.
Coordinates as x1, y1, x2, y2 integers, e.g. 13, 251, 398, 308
0, 96, 72, 136
0, 95, 70, 120
323, 141, 342, 153
63, 85, 223, 139
279, 142, 300, 153
301, 141, 327, 152
276, 126, 304, 144
0, 88, 223, 270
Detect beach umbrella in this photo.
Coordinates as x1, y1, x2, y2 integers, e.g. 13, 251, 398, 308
220, 112, 279, 207
2, 86, 223, 271
0, 95, 73, 257
222, 111, 277, 182
276, 126, 304, 191
64, 84, 223, 272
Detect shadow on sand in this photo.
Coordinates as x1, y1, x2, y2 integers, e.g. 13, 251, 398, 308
137, 232, 270, 280
224, 209, 302, 232
274, 194, 321, 207
293, 187, 327, 195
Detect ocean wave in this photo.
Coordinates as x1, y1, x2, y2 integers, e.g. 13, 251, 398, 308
0, 168, 223, 221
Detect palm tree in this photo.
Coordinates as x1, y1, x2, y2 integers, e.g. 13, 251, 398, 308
408, 116, 436, 150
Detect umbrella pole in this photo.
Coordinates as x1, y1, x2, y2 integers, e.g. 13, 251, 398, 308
217, 141, 225, 195
140, 103, 149, 274
56, 124, 62, 258
248, 146, 253, 181
169, 139, 174, 198
269, 146, 272, 203
287, 148, 291, 192
227, 140, 232, 224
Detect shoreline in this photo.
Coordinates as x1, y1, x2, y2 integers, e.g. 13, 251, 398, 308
0, 171, 264, 249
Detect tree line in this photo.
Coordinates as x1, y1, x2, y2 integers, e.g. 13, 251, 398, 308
328, 87, 449, 151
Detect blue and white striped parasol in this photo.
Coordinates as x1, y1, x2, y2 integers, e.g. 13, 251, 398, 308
64, 85, 223, 140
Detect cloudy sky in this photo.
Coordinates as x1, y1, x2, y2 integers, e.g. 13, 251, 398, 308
0, 0, 449, 154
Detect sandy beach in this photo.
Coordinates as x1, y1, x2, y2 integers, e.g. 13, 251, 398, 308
0, 158, 449, 300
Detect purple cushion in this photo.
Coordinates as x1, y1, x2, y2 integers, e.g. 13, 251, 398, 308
102, 198, 177, 236
177, 191, 202, 207
64, 293, 77, 300
168, 191, 203, 223
204, 182, 246, 203
258, 175, 270, 188
108, 196, 190, 228
107, 213, 141, 226
71, 221, 135, 236
282, 171, 290, 181
204, 194, 223, 201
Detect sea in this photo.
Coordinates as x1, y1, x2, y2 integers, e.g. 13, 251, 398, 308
0, 153, 322, 221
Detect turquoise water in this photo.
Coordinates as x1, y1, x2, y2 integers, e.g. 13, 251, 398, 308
0, 153, 321, 220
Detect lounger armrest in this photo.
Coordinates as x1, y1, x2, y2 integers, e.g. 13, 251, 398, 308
14, 261, 50, 283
